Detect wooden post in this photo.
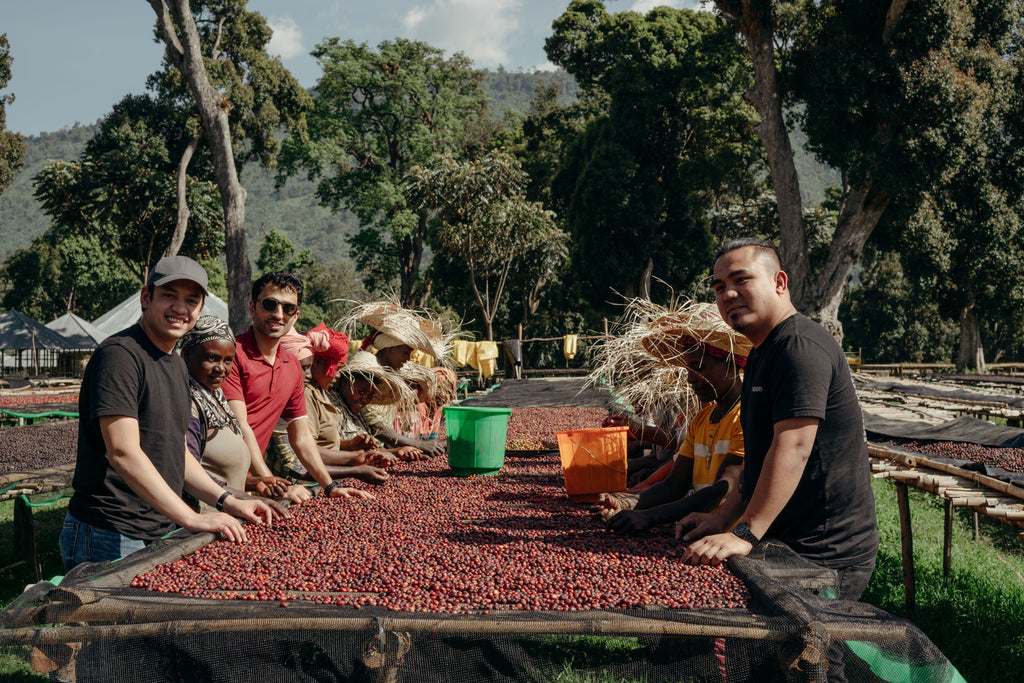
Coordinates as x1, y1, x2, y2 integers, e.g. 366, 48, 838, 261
13, 495, 42, 582
973, 511, 979, 540
943, 498, 953, 578
895, 482, 916, 620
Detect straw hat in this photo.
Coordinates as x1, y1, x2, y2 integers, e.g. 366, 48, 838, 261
585, 297, 697, 420
334, 351, 414, 406
399, 362, 438, 403
342, 300, 451, 363
641, 302, 752, 367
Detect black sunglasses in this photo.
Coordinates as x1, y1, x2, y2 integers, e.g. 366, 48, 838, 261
258, 297, 298, 316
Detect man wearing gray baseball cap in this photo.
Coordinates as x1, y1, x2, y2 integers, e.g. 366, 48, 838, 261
61, 256, 276, 570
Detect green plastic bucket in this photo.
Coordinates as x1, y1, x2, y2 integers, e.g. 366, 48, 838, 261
443, 406, 512, 475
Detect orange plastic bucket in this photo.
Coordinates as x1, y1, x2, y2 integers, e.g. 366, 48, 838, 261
555, 426, 629, 499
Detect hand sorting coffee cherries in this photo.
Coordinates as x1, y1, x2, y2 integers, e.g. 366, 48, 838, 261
132, 452, 749, 613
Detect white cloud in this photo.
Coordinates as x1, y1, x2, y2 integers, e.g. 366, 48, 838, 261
267, 16, 304, 60
630, 0, 706, 13
530, 60, 559, 73
402, 0, 521, 67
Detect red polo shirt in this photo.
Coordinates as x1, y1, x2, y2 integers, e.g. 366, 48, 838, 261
222, 327, 306, 453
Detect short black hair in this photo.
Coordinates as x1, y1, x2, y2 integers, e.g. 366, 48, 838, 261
251, 271, 304, 306
715, 237, 783, 271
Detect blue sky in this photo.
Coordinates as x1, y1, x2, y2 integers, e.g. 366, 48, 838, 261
2, 1, 703, 137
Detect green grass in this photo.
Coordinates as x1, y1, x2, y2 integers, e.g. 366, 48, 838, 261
0, 495, 69, 682
2, 483, 1023, 681
863, 478, 1024, 682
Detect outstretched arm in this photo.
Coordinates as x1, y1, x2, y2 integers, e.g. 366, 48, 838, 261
680, 418, 818, 565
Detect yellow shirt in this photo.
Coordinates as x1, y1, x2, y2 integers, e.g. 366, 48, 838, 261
677, 401, 744, 489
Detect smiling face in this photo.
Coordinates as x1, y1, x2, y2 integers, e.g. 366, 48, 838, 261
249, 283, 299, 343
711, 245, 792, 347
339, 375, 376, 413
139, 280, 205, 353
183, 338, 236, 392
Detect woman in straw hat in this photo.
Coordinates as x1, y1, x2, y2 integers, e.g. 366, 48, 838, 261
595, 302, 749, 535
267, 328, 404, 482
344, 300, 452, 457
329, 350, 431, 462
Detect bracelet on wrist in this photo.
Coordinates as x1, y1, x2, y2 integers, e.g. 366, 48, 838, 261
216, 491, 232, 512
324, 480, 342, 495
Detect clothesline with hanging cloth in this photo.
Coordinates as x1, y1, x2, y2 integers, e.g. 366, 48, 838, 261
451, 340, 501, 378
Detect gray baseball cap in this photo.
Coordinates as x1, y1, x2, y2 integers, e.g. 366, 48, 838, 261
147, 256, 209, 296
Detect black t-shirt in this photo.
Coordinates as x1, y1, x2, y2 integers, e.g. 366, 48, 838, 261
740, 314, 878, 569
68, 324, 191, 541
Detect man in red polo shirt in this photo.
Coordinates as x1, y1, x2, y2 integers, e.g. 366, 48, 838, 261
223, 272, 370, 501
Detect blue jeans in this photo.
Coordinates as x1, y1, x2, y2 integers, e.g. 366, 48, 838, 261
59, 511, 148, 571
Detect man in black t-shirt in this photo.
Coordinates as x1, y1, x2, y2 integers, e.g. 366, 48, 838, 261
677, 238, 878, 600
61, 256, 275, 571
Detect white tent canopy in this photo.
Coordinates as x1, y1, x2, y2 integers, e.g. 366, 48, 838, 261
92, 291, 230, 335
46, 312, 109, 349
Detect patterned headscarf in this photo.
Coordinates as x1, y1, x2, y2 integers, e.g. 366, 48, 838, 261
679, 335, 747, 368
308, 322, 349, 378
179, 315, 241, 435
179, 315, 234, 352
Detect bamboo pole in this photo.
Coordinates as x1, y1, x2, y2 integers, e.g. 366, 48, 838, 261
0, 611, 905, 648
870, 444, 1024, 503
895, 483, 916, 621
943, 499, 953, 579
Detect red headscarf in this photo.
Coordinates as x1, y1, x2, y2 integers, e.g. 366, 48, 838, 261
307, 323, 350, 378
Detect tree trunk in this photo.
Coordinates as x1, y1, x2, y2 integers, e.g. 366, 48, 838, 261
638, 256, 653, 301
801, 178, 892, 341
165, 133, 199, 258
957, 301, 986, 373
718, 1, 809, 296
717, 0, 896, 345
151, 0, 252, 331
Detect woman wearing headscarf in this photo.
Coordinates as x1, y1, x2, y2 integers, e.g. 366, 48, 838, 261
302, 324, 395, 482
179, 316, 307, 510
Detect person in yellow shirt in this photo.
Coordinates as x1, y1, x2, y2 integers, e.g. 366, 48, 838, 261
597, 308, 749, 534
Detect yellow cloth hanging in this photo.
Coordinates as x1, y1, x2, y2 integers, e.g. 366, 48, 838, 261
409, 349, 435, 368
452, 339, 475, 368
473, 341, 499, 378
563, 334, 578, 360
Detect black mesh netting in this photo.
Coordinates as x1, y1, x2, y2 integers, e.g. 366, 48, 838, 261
1, 379, 960, 681
2, 522, 958, 682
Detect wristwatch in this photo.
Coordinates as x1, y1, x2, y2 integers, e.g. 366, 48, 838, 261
324, 480, 343, 495
731, 522, 760, 545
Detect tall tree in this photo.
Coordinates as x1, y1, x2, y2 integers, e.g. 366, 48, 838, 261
33, 113, 224, 283
410, 152, 564, 341
545, 2, 764, 310
147, 0, 312, 330
715, 0, 1021, 345
278, 38, 490, 304
1, 233, 138, 322
0, 34, 26, 195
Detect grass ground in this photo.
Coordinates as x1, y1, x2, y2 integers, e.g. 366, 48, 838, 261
1, 480, 1023, 681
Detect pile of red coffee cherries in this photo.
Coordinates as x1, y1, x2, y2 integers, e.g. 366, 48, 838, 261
133, 453, 749, 613
505, 406, 609, 450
